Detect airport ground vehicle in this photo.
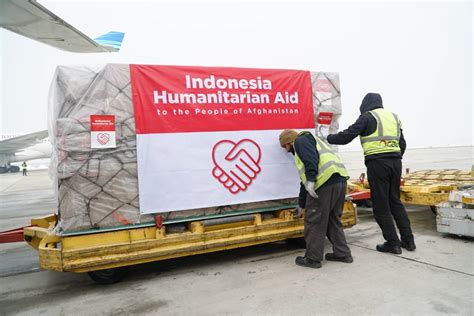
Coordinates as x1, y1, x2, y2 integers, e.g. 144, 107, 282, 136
435, 186, 474, 237
347, 169, 473, 213
0, 64, 350, 284
347, 168, 474, 239
0, 164, 20, 173
20, 203, 357, 284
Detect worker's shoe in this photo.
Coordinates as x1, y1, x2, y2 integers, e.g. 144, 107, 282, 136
325, 253, 353, 263
295, 256, 322, 269
376, 242, 402, 254
401, 240, 416, 251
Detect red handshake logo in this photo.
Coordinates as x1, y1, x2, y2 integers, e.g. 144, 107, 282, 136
97, 133, 110, 145
212, 139, 262, 194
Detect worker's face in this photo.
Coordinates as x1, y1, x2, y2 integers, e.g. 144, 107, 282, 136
282, 143, 294, 154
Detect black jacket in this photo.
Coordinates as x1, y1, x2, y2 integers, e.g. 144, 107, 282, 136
326, 93, 406, 163
294, 132, 345, 208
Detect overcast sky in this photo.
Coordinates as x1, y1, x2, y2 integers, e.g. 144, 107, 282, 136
0, 1, 472, 150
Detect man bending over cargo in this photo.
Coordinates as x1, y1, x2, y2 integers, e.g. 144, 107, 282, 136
279, 130, 353, 269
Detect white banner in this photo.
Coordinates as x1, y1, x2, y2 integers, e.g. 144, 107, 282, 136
137, 130, 304, 213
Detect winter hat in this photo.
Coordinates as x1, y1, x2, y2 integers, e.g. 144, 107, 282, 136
279, 129, 298, 146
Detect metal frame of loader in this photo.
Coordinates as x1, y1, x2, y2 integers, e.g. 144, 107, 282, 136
347, 169, 473, 212
23, 202, 357, 284
347, 182, 455, 212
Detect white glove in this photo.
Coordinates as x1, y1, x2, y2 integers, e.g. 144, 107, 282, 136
293, 206, 304, 219
318, 126, 329, 140
305, 181, 318, 199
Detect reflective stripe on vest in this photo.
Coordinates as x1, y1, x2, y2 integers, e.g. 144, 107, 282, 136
360, 108, 401, 156
294, 132, 349, 191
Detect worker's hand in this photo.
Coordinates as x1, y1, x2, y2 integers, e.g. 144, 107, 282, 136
318, 126, 329, 140
293, 206, 304, 219
305, 181, 318, 199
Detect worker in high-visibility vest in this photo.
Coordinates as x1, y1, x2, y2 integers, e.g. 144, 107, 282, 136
21, 161, 28, 176
279, 129, 352, 269
323, 93, 415, 254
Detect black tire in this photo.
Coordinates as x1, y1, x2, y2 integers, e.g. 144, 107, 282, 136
87, 267, 128, 284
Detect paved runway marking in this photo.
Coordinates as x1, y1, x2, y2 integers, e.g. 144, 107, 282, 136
348, 243, 474, 277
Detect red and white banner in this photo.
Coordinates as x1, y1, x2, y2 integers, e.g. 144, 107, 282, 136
130, 65, 315, 214
90, 115, 116, 148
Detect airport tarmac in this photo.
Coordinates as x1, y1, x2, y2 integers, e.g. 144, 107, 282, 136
0, 146, 472, 315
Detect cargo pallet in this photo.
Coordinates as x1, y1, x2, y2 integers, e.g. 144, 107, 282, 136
23, 202, 357, 284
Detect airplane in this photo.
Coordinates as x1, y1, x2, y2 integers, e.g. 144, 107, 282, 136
0, 1, 125, 173
0, 131, 51, 173
0, 0, 125, 53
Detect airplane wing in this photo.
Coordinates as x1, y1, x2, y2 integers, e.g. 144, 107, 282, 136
0, 0, 124, 53
0, 130, 48, 154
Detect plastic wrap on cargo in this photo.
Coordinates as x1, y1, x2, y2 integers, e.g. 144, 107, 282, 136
311, 72, 342, 134
48, 64, 342, 233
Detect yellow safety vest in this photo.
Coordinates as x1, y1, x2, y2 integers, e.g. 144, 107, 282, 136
360, 108, 401, 156
294, 132, 349, 191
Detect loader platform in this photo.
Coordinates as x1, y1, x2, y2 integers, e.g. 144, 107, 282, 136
23, 202, 357, 282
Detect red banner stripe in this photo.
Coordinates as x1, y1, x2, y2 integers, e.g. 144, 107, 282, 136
130, 65, 315, 134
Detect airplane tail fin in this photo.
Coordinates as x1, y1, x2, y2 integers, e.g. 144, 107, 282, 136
94, 32, 125, 51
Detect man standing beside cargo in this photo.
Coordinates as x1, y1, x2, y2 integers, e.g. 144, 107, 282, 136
324, 93, 416, 254
279, 130, 352, 269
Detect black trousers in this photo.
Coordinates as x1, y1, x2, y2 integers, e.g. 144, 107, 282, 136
304, 181, 351, 261
366, 158, 414, 246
